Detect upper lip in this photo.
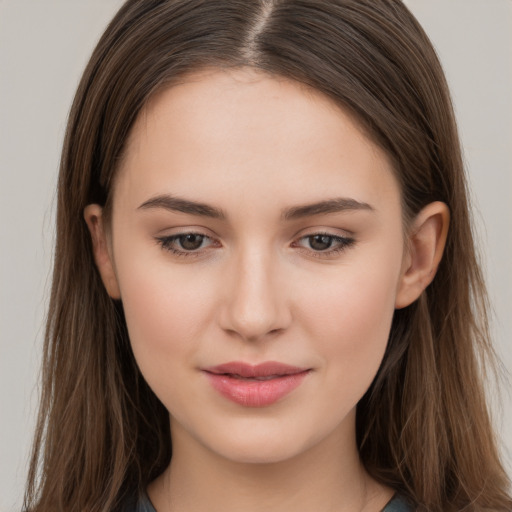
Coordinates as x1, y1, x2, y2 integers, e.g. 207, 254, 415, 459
202, 361, 310, 378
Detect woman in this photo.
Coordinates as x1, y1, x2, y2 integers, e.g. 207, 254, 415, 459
24, 1, 512, 511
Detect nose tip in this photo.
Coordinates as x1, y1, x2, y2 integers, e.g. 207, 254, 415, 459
225, 309, 283, 342
218, 255, 291, 342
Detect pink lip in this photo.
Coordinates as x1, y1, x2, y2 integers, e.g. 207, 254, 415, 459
202, 361, 311, 407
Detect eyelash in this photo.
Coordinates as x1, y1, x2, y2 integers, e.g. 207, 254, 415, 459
292, 232, 355, 258
155, 231, 355, 259
156, 232, 216, 259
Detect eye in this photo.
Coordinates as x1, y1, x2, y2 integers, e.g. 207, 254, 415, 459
294, 232, 355, 256
156, 232, 217, 257
307, 234, 337, 251
175, 233, 207, 251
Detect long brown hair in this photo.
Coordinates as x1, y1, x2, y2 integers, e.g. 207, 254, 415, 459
24, 1, 511, 511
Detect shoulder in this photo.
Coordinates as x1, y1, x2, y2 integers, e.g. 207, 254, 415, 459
382, 494, 415, 511
120, 491, 156, 512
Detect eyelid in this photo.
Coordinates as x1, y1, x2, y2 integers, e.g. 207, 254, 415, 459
154, 228, 356, 260
292, 230, 356, 258
155, 230, 220, 258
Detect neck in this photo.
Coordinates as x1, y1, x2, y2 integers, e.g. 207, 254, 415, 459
148, 413, 393, 512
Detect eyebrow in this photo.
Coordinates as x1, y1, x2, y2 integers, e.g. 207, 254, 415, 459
137, 194, 373, 220
281, 197, 374, 220
138, 195, 226, 219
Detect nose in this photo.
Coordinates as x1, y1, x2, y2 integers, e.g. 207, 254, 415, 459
218, 247, 291, 342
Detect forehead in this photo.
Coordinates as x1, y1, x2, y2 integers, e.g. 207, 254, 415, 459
129, 67, 371, 157
115, 67, 400, 215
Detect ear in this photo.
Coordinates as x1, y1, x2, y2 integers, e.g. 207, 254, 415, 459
395, 201, 450, 309
83, 204, 121, 299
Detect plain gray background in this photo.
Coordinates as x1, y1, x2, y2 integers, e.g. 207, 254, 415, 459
1, 1, 511, 510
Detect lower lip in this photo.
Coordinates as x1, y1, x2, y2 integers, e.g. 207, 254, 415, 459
204, 371, 311, 407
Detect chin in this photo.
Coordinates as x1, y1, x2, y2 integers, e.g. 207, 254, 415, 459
216, 441, 303, 465
201, 423, 320, 466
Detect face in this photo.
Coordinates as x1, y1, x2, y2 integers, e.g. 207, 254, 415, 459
96, 68, 410, 464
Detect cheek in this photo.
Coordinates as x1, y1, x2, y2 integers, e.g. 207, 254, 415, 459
115, 258, 216, 388
296, 250, 402, 395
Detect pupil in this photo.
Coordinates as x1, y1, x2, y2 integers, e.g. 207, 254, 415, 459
180, 234, 203, 250
310, 235, 332, 251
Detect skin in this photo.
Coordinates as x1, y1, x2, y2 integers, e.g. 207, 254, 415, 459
85, 67, 449, 512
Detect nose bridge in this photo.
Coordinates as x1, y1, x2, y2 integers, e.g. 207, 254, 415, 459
220, 242, 289, 341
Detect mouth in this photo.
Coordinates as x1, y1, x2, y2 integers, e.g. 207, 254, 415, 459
202, 361, 312, 407
203, 361, 309, 378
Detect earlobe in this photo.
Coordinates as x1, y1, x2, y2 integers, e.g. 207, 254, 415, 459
395, 201, 450, 309
83, 204, 121, 299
